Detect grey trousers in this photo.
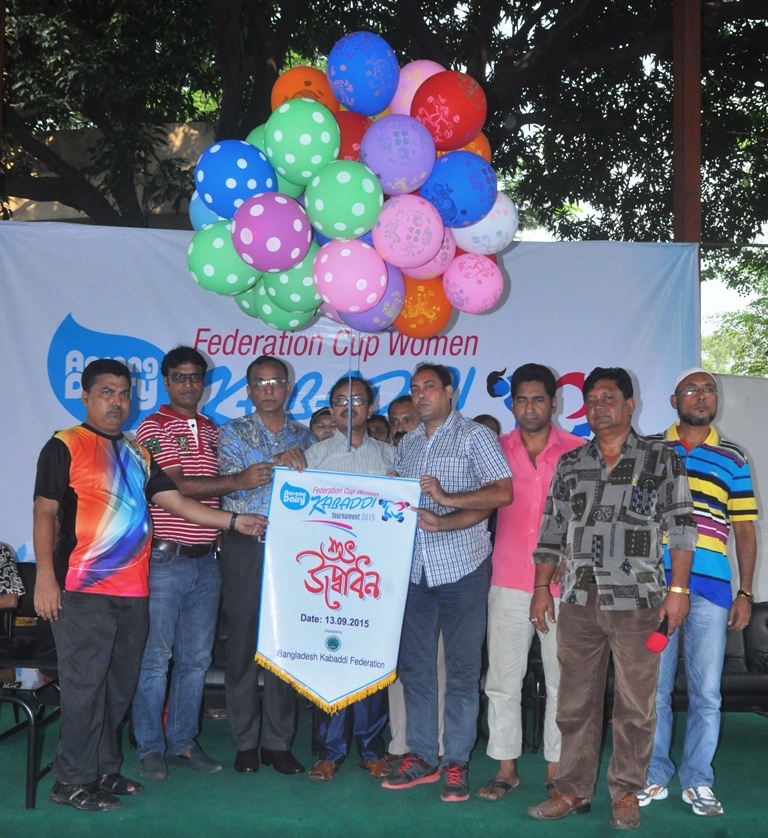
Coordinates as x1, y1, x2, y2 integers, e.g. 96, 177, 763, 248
51, 591, 148, 785
220, 531, 297, 751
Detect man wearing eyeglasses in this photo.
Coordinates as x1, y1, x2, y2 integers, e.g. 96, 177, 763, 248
304, 375, 396, 782
217, 355, 316, 776
639, 368, 758, 818
132, 346, 272, 781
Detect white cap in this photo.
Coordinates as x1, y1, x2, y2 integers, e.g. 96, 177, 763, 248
673, 367, 715, 392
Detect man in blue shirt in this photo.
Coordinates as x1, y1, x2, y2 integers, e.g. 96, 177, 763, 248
381, 363, 512, 802
218, 355, 316, 776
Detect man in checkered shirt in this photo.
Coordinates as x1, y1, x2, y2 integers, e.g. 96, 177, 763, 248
381, 363, 513, 803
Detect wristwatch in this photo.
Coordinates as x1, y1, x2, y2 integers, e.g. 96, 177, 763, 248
737, 589, 754, 603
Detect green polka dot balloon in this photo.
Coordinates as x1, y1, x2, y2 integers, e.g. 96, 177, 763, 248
262, 241, 322, 312
253, 282, 316, 330
305, 160, 384, 239
264, 98, 340, 187
188, 220, 262, 295
245, 124, 304, 199
234, 281, 263, 318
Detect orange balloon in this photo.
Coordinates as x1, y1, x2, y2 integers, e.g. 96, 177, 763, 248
271, 66, 340, 113
437, 131, 492, 163
393, 276, 453, 338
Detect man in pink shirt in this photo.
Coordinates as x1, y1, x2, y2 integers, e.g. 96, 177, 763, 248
478, 363, 584, 801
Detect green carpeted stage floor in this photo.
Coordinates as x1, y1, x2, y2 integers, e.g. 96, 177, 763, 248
1, 701, 767, 837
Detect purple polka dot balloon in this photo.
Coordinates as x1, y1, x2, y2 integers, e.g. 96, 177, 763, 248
231, 193, 313, 273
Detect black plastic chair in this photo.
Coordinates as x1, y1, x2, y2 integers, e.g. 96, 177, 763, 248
0, 559, 60, 809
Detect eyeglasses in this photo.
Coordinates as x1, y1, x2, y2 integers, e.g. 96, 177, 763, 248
678, 385, 717, 397
332, 395, 368, 407
250, 378, 289, 389
169, 373, 204, 384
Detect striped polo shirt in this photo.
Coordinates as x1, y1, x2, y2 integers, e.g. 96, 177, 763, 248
658, 423, 758, 609
135, 405, 221, 545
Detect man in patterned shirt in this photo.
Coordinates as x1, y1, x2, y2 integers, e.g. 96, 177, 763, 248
640, 368, 757, 817
218, 355, 316, 776
527, 367, 696, 831
381, 363, 513, 802
305, 375, 395, 782
132, 346, 270, 782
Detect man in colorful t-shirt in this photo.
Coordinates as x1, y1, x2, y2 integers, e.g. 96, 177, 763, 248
640, 368, 758, 817
33, 359, 266, 813
132, 346, 269, 782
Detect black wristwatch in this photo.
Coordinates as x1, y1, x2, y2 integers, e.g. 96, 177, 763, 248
229, 512, 239, 532
737, 589, 754, 603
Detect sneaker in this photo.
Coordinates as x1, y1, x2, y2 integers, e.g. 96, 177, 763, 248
637, 782, 668, 807
441, 762, 469, 802
381, 754, 440, 789
682, 786, 723, 816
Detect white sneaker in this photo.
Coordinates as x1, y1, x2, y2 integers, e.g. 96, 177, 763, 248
637, 783, 668, 807
682, 786, 724, 816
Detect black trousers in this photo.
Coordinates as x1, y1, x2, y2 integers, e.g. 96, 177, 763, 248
51, 591, 149, 784
220, 531, 297, 751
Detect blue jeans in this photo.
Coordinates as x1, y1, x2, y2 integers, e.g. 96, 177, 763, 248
648, 594, 729, 789
398, 557, 491, 768
132, 548, 221, 757
315, 691, 389, 763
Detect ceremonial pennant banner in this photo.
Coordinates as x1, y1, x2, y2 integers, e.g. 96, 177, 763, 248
256, 467, 422, 712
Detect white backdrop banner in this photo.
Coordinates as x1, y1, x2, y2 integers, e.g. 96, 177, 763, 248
0, 222, 698, 561
256, 467, 421, 711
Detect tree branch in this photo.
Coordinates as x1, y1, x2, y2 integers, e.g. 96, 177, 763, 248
2, 106, 123, 224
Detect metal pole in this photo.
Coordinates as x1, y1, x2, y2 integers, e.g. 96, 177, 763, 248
672, 0, 702, 245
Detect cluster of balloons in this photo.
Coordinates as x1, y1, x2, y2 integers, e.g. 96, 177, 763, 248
187, 31, 519, 337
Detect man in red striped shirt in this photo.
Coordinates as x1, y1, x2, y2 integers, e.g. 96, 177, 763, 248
132, 347, 268, 782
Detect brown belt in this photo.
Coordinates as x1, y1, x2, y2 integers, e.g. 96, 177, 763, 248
151, 538, 216, 559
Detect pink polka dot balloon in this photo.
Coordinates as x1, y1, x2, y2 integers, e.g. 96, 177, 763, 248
319, 300, 344, 323
313, 240, 388, 313
231, 193, 312, 273
442, 252, 503, 313
372, 194, 444, 270
406, 227, 456, 279
390, 60, 445, 115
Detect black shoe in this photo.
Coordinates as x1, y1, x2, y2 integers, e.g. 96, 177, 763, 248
260, 748, 305, 774
167, 744, 222, 774
234, 747, 260, 773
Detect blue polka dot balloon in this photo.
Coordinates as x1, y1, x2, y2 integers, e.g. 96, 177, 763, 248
327, 32, 399, 117
189, 190, 224, 230
419, 150, 498, 228
194, 140, 277, 219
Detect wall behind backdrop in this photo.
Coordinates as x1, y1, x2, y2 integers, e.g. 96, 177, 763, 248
0, 223, 698, 567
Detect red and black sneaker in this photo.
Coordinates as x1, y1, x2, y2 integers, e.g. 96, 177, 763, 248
381, 754, 440, 789
441, 762, 470, 802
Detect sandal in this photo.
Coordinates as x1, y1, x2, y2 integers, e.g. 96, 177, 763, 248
476, 778, 521, 801
50, 780, 121, 811
98, 773, 144, 795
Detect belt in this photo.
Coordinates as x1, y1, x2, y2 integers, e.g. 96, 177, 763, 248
151, 538, 216, 558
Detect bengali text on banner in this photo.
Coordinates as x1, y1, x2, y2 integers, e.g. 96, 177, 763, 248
255, 466, 422, 712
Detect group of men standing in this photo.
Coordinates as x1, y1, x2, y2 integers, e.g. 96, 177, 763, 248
30, 349, 757, 828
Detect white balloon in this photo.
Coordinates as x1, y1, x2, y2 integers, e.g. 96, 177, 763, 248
452, 191, 518, 255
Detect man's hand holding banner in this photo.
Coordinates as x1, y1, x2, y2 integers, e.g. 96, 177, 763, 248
256, 467, 421, 713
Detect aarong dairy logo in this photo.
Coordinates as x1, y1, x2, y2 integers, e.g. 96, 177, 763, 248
47, 315, 165, 429
280, 482, 310, 511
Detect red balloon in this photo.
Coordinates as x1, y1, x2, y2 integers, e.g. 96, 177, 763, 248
410, 71, 487, 151
335, 111, 373, 161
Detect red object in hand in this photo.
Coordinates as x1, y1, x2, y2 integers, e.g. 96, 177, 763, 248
646, 614, 670, 653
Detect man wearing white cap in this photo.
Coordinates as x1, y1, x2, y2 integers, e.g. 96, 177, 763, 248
640, 368, 758, 817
